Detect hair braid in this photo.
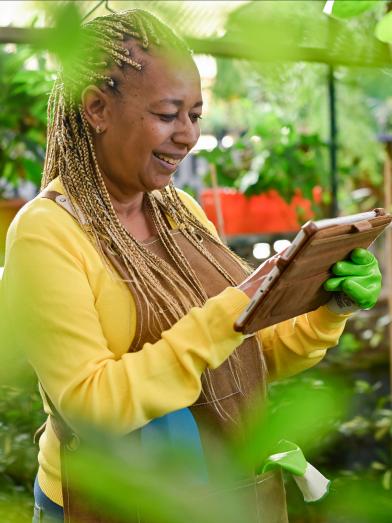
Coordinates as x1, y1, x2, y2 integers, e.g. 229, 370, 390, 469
42, 9, 260, 419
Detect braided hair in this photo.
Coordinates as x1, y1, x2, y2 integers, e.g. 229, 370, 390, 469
42, 9, 261, 419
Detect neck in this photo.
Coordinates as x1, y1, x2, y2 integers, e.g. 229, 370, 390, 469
102, 172, 144, 219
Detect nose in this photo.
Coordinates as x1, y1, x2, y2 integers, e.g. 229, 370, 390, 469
171, 115, 200, 151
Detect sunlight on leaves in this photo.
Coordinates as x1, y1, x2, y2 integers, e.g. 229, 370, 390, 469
375, 11, 392, 43
327, 0, 379, 19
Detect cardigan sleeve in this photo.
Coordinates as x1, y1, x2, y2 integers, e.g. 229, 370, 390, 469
2, 201, 248, 434
257, 307, 350, 381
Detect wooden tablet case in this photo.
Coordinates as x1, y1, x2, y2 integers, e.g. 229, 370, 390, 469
234, 209, 392, 335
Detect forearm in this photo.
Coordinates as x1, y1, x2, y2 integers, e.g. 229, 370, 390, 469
260, 305, 351, 381
26, 287, 248, 434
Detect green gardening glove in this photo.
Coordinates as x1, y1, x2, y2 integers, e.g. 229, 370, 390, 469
324, 248, 381, 312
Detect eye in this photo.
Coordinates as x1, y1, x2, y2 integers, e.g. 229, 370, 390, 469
156, 113, 177, 122
190, 113, 203, 123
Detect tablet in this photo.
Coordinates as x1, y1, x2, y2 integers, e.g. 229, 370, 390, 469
234, 208, 392, 334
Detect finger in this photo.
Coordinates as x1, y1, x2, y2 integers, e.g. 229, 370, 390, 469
332, 260, 369, 277
342, 279, 374, 309
324, 276, 346, 292
350, 248, 374, 265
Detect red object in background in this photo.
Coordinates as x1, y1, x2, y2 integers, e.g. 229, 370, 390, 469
312, 185, 323, 204
200, 189, 247, 235
200, 188, 314, 235
290, 188, 315, 227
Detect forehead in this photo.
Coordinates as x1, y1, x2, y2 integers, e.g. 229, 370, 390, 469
120, 43, 201, 105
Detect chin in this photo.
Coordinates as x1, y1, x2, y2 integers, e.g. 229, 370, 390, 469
148, 173, 174, 192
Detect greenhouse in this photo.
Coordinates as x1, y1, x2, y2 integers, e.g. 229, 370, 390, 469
0, 2, 391, 523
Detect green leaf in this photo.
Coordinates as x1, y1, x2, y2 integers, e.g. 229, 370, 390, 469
233, 376, 349, 471
21, 158, 43, 186
372, 461, 386, 471
382, 470, 391, 490
65, 429, 251, 523
329, 0, 379, 19
375, 11, 392, 43
354, 380, 372, 394
35, 2, 84, 70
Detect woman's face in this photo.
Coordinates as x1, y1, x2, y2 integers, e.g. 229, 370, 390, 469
84, 44, 202, 199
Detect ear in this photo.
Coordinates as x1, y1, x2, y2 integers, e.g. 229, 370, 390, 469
82, 85, 110, 133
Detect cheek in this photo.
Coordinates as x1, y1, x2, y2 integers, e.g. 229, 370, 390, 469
144, 120, 173, 148
193, 125, 201, 147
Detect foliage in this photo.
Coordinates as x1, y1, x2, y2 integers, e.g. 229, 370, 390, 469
332, 382, 391, 493
221, 0, 390, 68
0, 45, 54, 199
326, 0, 392, 45
0, 2, 390, 522
200, 0, 390, 213
198, 115, 329, 206
328, 0, 381, 20
268, 370, 392, 523
319, 303, 392, 496
202, 54, 388, 213
0, 381, 44, 483
39, 372, 390, 523
1, 356, 390, 523
35, 1, 84, 72
0, 378, 45, 520
327, 306, 389, 366
46, 375, 352, 523
376, 10, 392, 43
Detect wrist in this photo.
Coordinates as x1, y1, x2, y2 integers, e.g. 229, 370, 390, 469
326, 292, 359, 315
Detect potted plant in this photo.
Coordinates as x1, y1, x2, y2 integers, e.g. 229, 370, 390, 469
0, 44, 53, 264
198, 117, 328, 236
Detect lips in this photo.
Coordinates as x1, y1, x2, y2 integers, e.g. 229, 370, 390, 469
153, 152, 182, 165
152, 151, 186, 172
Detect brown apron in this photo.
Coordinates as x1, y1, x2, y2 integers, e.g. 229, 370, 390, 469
37, 190, 288, 523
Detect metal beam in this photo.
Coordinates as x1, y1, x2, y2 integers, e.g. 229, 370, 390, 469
0, 26, 52, 45
1, 27, 390, 69
185, 36, 392, 69
328, 66, 338, 217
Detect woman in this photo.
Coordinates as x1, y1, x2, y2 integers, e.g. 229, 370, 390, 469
1, 9, 381, 523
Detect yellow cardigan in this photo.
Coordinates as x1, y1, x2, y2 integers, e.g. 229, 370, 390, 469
1, 177, 350, 506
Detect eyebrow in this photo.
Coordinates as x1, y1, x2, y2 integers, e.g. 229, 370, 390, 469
157, 98, 203, 108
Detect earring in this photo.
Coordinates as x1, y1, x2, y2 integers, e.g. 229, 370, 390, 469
95, 126, 103, 134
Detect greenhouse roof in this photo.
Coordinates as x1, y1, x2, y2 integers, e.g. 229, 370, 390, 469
0, 0, 390, 68
0, 1, 248, 37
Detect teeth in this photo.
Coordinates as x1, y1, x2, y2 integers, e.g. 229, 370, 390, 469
155, 153, 180, 166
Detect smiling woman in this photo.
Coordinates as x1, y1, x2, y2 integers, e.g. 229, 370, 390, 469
1, 8, 354, 523
81, 43, 203, 219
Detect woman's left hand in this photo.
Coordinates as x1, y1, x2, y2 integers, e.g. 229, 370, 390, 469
324, 248, 382, 310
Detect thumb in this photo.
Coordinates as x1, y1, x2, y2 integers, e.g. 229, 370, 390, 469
350, 248, 373, 265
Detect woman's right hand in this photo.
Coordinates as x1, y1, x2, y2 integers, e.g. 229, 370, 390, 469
237, 254, 279, 299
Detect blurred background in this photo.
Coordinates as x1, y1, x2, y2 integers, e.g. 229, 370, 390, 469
0, 1, 391, 522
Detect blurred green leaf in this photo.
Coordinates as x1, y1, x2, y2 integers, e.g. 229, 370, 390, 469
231, 376, 349, 472
375, 11, 392, 43
322, 477, 392, 521
329, 0, 379, 19
21, 158, 43, 187
382, 469, 391, 490
34, 2, 84, 71
65, 429, 252, 523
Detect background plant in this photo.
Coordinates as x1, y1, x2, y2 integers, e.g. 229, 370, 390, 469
0, 44, 54, 199
198, 116, 328, 208
0, 2, 391, 522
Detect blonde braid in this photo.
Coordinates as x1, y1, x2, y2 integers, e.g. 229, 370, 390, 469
42, 9, 258, 419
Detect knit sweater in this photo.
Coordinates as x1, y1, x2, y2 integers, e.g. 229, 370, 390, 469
1, 177, 350, 506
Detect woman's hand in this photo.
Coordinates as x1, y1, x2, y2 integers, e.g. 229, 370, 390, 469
237, 255, 279, 299
324, 248, 382, 310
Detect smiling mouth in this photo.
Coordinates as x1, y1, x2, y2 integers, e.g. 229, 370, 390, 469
153, 152, 182, 167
